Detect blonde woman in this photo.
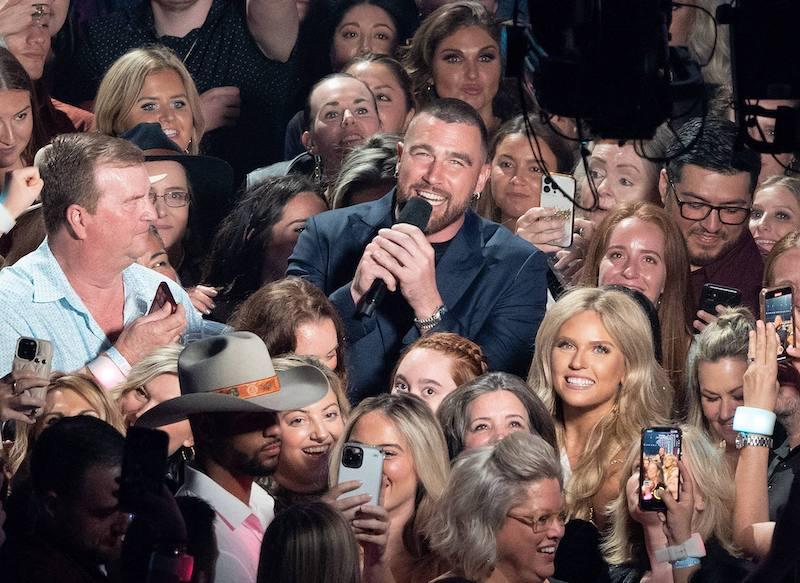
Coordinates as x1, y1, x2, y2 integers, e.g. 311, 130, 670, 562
114, 345, 190, 454
685, 307, 755, 473
328, 393, 450, 583
527, 287, 673, 529
93, 46, 205, 154
8, 373, 125, 478
602, 425, 749, 583
262, 355, 350, 514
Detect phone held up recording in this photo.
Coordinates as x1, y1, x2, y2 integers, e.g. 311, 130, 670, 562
337, 442, 384, 505
11, 336, 53, 417
539, 173, 576, 248
760, 285, 795, 361
639, 426, 682, 512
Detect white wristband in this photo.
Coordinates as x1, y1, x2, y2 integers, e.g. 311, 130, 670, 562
733, 406, 776, 436
654, 533, 707, 564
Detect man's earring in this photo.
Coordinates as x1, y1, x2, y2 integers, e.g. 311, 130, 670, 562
471, 191, 481, 201
394, 166, 399, 178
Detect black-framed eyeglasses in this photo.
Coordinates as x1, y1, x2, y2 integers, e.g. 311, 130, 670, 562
667, 174, 750, 225
507, 510, 568, 534
149, 190, 191, 208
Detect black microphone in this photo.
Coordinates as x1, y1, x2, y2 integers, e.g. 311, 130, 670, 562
356, 197, 433, 318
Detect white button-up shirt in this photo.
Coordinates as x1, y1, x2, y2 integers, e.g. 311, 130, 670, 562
178, 466, 275, 583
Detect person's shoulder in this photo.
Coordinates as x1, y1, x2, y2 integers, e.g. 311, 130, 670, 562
472, 213, 542, 261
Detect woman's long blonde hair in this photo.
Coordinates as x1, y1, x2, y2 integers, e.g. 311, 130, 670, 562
527, 287, 673, 520
329, 393, 449, 581
8, 373, 126, 477
94, 45, 205, 154
602, 425, 739, 565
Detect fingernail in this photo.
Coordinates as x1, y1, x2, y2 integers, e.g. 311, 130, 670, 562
204, 309, 211, 315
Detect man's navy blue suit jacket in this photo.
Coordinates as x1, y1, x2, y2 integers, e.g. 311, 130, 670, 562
287, 190, 548, 403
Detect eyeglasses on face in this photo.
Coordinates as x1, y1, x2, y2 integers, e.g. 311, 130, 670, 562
149, 190, 191, 208
667, 174, 750, 225
507, 510, 568, 534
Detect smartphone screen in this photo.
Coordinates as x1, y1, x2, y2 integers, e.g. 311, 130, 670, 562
762, 286, 794, 361
539, 173, 576, 248
639, 427, 682, 512
148, 281, 178, 315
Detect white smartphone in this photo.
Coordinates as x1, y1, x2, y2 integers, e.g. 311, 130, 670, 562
337, 442, 384, 505
540, 173, 577, 248
12, 337, 53, 415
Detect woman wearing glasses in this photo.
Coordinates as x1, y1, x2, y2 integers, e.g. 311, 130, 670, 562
426, 432, 567, 583
120, 123, 234, 313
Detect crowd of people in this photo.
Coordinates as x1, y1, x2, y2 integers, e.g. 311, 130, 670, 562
0, 0, 799, 581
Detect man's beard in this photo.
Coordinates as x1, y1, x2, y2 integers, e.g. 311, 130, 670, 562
221, 442, 280, 477
399, 182, 470, 235
687, 227, 739, 267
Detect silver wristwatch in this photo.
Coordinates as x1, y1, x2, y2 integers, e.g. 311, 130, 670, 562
414, 305, 447, 333
735, 432, 773, 450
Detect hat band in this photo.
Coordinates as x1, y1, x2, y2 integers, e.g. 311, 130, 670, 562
213, 375, 281, 399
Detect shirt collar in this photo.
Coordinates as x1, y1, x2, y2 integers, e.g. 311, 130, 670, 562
182, 466, 272, 529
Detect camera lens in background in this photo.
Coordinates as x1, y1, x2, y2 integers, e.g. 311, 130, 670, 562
17, 338, 37, 361
342, 445, 364, 468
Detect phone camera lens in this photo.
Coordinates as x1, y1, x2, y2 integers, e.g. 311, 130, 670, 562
342, 445, 363, 469
17, 339, 37, 361
543, 185, 551, 193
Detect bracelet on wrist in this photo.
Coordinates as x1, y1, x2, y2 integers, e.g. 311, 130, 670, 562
414, 305, 447, 334
654, 533, 706, 564
733, 406, 776, 436
672, 557, 701, 569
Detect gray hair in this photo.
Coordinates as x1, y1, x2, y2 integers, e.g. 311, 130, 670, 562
330, 134, 401, 209
436, 372, 557, 459
426, 432, 562, 580
686, 307, 754, 432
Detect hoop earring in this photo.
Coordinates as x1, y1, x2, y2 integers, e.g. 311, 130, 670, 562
471, 191, 481, 201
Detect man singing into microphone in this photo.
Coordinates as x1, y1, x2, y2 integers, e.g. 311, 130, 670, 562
288, 99, 548, 402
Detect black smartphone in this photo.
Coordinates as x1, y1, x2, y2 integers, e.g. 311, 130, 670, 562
118, 426, 169, 510
699, 283, 741, 315
639, 427, 682, 512
148, 281, 178, 315
761, 285, 795, 361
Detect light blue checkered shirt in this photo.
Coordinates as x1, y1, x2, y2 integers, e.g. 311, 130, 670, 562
0, 239, 205, 374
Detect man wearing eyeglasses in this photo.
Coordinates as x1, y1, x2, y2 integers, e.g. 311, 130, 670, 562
0, 133, 204, 380
659, 117, 763, 327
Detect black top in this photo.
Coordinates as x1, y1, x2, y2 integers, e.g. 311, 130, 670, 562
768, 437, 800, 521
54, 0, 305, 178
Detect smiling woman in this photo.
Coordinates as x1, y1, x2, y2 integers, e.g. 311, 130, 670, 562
0, 48, 36, 174
94, 46, 205, 154
527, 287, 673, 529
329, 393, 450, 583
579, 202, 693, 399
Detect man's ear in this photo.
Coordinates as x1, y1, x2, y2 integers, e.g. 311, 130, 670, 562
475, 163, 491, 194
66, 204, 89, 240
658, 168, 669, 206
301, 131, 316, 155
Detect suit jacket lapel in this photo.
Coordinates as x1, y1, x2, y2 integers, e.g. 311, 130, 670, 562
435, 210, 487, 309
